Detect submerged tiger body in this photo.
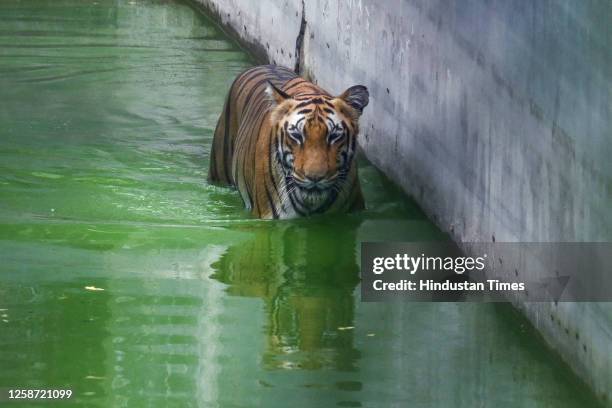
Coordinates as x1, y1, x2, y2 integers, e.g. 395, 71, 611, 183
208, 65, 369, 219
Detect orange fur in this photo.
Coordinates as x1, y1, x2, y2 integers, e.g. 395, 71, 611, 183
209, 65, 368, 219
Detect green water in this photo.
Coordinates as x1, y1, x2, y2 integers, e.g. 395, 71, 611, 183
0, 0, 601, 407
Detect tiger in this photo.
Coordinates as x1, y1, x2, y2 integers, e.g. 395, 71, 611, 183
208, 65, 369, 219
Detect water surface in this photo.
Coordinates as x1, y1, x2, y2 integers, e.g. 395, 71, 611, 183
0, 0, 601, 407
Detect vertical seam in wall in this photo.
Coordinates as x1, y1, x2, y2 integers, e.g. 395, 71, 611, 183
293, 0, 307, 74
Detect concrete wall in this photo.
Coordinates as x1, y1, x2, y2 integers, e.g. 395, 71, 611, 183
192, 0, 612, 403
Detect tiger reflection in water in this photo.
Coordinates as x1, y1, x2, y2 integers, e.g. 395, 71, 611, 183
211, 218, 361, 370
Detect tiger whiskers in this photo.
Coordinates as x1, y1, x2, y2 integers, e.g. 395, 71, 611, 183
277, 177, 298, 209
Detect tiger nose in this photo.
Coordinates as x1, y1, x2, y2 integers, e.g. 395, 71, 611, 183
303, 159, 328, 182
306, 174, 324, 183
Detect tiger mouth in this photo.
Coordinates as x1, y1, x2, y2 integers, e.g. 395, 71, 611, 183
293, 176, 336, 192
295, 182, 335, 197
299, 184, 329, 192
299, 186, 332, 209
293, 180, 331, 197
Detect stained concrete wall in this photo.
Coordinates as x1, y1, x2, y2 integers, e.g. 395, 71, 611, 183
192, 0, 611, 403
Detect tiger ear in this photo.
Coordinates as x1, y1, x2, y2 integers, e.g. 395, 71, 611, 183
339, 85, 369, 115
266, 81, 291, 105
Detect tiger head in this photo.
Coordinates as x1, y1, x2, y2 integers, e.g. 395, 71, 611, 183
267, 81, 369, 210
